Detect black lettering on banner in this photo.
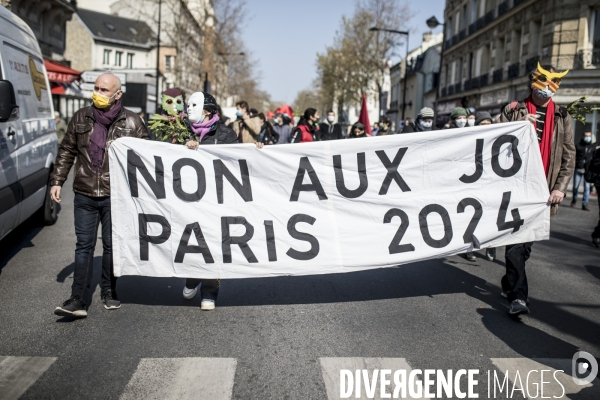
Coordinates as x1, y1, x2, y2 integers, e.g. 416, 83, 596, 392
383, 208, 415, 254
221, 217, 258, 263
286, 214, 319, 261
496, 191, 524, 233
213, 160, 253, 204
289, 157, 328, 201
127, 149, 165, 199
457, 198, 483, 246
264, 221, 277, 262
139, 213, 171, 261
376, 148, 411, 195
172, 158, 206, 202
419, 204, 453, 248
491, 135, 522, 178
174, 222, 214, 263
333, 153, 368, 198
460, 139, 484, 184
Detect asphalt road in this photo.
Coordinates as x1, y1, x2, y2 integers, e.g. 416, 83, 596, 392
0, 174, 599, 400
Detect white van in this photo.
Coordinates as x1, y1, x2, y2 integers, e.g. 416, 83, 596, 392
0, 6, 58, 241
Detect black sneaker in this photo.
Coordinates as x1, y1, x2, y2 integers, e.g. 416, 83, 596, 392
461, 252, 477, 262
54, 298, 87, 318
485, 248, 496, 262
509, 299, 530, 315
582, 205, 591, 211
102, 290, 121, 310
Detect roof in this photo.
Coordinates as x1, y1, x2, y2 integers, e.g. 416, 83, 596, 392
76, 8, 155, 49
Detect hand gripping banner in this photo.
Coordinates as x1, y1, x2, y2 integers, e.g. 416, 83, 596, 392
109, 121, 550, 279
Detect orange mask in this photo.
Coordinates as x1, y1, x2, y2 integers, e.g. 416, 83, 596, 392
530, 62, 569, 94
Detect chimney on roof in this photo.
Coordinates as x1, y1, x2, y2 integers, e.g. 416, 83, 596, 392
422, 30, 433, 44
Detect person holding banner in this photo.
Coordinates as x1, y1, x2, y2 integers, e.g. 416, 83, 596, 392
183, 92, 264, 310
51, 73, 148, 318
499, 63, 575, 316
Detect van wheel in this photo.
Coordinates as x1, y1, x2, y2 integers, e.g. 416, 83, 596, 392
39, 180, 58, 225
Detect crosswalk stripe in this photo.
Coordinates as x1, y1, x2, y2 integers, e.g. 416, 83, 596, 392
120, 357, 237, 400
0, 356, 57, 400
491, 358, 600, 399
320, 357, 427, 400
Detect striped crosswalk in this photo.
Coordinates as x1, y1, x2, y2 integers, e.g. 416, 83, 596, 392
0, 355, 598, 399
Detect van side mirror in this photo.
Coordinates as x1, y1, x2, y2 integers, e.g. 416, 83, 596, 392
0, 80, 20, 123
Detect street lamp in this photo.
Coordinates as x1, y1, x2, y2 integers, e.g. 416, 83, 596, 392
425, 16, 445, 126
154, 0, 162, 112
370, 27, 409, 120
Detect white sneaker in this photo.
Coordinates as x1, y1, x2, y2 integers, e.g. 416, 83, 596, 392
200, 299, 215, 311
183, 285, 199, 300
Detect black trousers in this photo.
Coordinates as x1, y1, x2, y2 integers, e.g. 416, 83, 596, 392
501, 242, 533, 302
71, 193, 116, 302
185, 278, 220, 301
593, 185, 600, 239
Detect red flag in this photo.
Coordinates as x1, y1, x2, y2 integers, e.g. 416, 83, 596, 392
358, 93, 372, 135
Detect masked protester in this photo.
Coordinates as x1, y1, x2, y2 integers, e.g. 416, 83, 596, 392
318, 110, 344, 140
257, 113, 279, 145
449, 107, 468, 128
272, 113, 292, 144
51, 74, 148, 318
291, 108, 320, 143
467, 109, 476, 127
232, 100, 262, 143
379, 117, 390, 135
571, 131, 595, 211
347, 122, 368, 138
588, 146, 600, 247
402, 107, 435, 133
182, 92, 262, 311
372, 122, 380, 136
498, 63, 575, 316
475, 111, 493, 126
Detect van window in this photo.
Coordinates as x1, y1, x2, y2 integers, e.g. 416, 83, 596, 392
1, 42, 52, 123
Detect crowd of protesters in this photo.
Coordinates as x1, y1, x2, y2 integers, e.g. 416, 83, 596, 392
49, 61, 599, 319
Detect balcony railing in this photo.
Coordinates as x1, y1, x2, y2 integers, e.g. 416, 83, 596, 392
493, 68, 503, 83
468, 23, 476, 35
455, 82, 462, 94
525, 56, 540, 73
444, 40, 451, 50
498, 0, 509, 17
507, 62, 520, 78
476, 16, 486, 30
449, 85, 455, 95
451, 35, 459, 46
485, 10, 495, 24
479, 73, 489, 87
441, 87, 447, 97
513, 0, 526, 7
459, 28, 466, 41
576, 49, 600, 68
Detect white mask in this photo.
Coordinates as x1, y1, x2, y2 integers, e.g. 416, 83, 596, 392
187, 92, 205, 123
419, 120, 433, 130
327, 115, 335, 123
467, 119, 475, 127
455, 119, 467, 128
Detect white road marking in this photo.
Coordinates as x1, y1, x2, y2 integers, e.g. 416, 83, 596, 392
320, 357, 428, 400
0, 356, 57, 400
491, 358, 600, 399
120, 357, 237, 400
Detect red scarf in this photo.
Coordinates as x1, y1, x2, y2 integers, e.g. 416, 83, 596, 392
525, 96, 554, 177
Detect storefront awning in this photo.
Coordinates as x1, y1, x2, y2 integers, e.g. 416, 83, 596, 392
50, 82, 85, 97
44, 59, 80, 83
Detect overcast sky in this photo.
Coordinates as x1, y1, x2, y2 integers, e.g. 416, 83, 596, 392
242, 0, 445, 104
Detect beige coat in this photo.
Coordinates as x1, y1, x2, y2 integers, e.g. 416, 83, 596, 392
500, 100, 576, 216
232, 116, 261, 143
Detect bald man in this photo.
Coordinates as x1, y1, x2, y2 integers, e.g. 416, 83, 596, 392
51, 73, 149, 318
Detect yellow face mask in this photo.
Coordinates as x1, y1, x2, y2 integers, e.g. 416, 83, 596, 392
530, 62, 569, 94
92, 91, 117, 109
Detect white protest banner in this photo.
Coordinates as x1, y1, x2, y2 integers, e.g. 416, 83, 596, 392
109, 121, 550, 279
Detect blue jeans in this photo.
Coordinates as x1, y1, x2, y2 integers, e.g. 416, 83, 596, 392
71, 193, 115, 302
572, 170, 590, 206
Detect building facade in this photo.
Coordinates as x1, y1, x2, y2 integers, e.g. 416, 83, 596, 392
438, 0, 600, 140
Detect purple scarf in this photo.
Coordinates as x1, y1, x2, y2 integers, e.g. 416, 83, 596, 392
90, 100, 123, 172
190, 114, 220, 142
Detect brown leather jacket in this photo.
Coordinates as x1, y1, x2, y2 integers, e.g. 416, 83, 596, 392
500, 100, 576, 216
50, 106, 149, 197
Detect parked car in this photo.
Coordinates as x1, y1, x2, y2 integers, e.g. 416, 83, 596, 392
0, 6, 58, 241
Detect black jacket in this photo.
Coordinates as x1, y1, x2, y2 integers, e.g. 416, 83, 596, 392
258, 122, 280, 145
575, 139, 596, 170
318, 122, 343, 140
199, 122, 239, 145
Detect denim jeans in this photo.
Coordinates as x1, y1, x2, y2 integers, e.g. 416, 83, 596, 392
501, 242, 533, 302
572, 170, 590, 206
71, 193, 115, 302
